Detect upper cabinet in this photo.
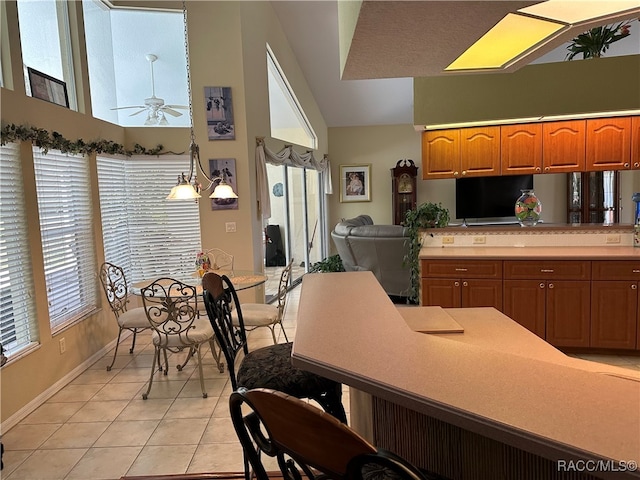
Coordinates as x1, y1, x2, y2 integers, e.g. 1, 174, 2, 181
542, 120, 585, 173
501, 123, 542, 175
422, 126, 500, 179
586, 117, 632, 171
422, 116, 638, 179
632, 116, 640, 170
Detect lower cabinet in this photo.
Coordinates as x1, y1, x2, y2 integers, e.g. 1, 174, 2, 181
503, 280, 591, 346
590, 261, 640, 349
421, 278, 503, 309
420, 260, 502, 309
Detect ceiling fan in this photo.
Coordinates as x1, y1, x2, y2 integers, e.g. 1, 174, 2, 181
111, 53, 187, 125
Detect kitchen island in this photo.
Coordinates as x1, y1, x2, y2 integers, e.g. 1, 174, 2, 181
292, 271, 640, 480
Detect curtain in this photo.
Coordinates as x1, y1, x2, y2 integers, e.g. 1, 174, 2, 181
255, 137, 332, 221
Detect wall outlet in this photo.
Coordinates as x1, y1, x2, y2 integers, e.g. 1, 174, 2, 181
606, 234, 621, 244
442, 236, 454, 244
59, 338, 66, 354
473, 236, 486, 244
225, 222, 237, 233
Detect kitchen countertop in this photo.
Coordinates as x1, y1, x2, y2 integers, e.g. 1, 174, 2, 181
292, 271, 640, 476
419, 246, 640, 260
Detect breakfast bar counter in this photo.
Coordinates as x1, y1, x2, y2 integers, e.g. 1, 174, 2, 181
292, 272, 640, 480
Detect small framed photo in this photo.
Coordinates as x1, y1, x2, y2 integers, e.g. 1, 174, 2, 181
340, 164, 371, 202
209, 158, 238, 210
204, 86, 235, 140
27, 68, 69, 108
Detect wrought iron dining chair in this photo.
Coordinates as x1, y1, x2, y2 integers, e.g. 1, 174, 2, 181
230, 387, 432, 480
232, 260, 292, 343
140, 277, 218, 399
99, 262, 150, 371
202, 272, 346, 418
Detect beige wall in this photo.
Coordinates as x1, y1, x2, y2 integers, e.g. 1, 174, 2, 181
0, 0, 327, 426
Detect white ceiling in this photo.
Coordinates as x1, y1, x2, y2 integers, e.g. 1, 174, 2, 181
272, 1, 640, 128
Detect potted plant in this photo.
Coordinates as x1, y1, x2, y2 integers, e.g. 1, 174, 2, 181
310, 254, 345, 273
565, 22, 631, 60
404, 202, 450, 303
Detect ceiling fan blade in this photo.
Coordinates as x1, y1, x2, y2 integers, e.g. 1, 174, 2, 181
161, 107, 183, 117
163, 105, 188, 110
129, 109, 148, 117
111, 105, 146, 110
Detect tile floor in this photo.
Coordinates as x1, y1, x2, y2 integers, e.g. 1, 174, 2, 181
2, 284, 639, 480
1, 286, 329, 480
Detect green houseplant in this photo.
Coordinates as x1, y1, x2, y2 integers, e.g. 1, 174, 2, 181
565, 22, 631, 60
310, 254, 345, 273
404, 202, 450, 303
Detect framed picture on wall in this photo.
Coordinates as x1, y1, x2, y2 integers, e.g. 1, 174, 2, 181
204, 86, 235, 140
27, 68, 69, 108
340, 164, 371, 202
209, 158, 238, 210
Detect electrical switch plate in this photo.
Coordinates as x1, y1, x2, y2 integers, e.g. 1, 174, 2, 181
605, 234, 621, 244
225, 222, 237, 233
442, 236, 454, 244
59, 338, 66, 354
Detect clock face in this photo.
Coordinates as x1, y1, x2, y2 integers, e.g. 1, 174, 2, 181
398, 173, 413, 193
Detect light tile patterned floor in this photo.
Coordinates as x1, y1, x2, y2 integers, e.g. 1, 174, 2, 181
2, 283, 639, 479
1, 286, 332, 480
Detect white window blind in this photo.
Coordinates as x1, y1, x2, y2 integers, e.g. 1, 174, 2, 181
97, 154, 201, 284
33, 147, 98, 332
0, 143, 39, 357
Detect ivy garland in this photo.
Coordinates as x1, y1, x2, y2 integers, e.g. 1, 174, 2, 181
1, 123, 170, 156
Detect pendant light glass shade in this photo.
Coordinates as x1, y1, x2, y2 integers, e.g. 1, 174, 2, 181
210, 182, 238, 199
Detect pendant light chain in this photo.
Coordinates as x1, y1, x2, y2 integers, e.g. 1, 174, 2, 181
182, 0, 196, 147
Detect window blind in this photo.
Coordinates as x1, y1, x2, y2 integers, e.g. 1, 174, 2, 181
0, 143, 39, 357
33, 147, 98, 332
97, 154, 201, 284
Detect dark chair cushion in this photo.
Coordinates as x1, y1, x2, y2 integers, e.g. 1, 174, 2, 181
238, 342, 338, 399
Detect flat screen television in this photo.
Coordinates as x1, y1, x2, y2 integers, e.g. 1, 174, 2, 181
456, 174, 533, 221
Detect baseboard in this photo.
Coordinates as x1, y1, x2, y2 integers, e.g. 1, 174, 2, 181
1, 334, 123, 433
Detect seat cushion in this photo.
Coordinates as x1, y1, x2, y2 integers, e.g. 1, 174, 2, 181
152, 317, 214, 348
237, 342, 338, 398
232, 303, 278, 327
118, 307, 150, 329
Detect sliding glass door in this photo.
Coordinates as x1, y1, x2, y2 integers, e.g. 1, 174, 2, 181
264, 163, 324, 299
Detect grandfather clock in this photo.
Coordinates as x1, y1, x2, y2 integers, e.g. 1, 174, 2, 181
391, 159, 418, 225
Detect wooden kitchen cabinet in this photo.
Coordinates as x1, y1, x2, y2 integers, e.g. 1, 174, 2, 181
422, 127, 500, 179
632, 116, 640, 170
590, 261, 640, 349
586, 117, 632, 171
542, 120, 586, 173
503, 260, 591, 347
420, 259, 502, 309
500, 123, 543, 175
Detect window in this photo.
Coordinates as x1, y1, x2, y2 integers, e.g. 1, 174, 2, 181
33, 148, 98, 332
82, 0, 188, 127
267, 45, 317, 149
0, 143, 39, 357
97, 155, 201, 283
17, 0, 76, 109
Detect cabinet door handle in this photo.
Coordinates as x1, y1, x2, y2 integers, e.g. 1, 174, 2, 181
633, 269, 640, 273
455, 268, 468, 272
635, 162, 640, 168
461, 171, 467, 176
539, 283, 545, 289
548, 283, 554, 289
454, 281, 460, 287
544, 166, 550, 172
632, 284, 638, 290
454, 171, 459, 176
624, 163, 630, 168
540, 269, 554, 273
462, 281, 468, 287
535, 167, 541, 172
